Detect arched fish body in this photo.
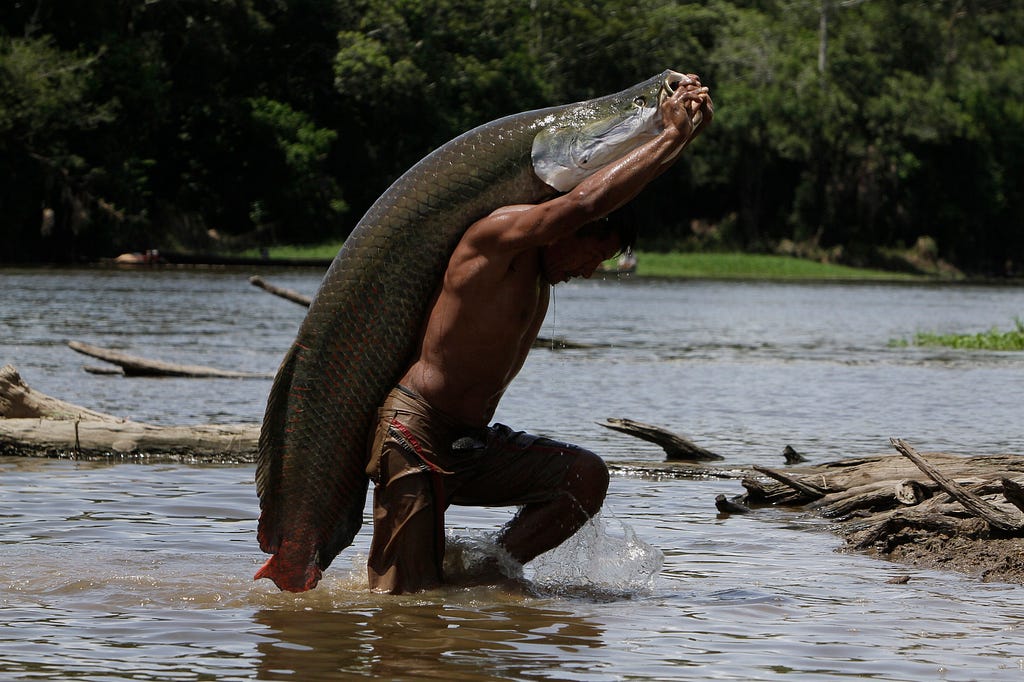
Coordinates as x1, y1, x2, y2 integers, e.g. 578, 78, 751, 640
255, 70, 694, 592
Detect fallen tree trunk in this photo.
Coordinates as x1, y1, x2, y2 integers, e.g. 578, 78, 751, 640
727, 440, 1024, 584
0, 365, 257, 461
0, 418, 258, 461
68, 341, 271, 378
604, 415, 1024, 584
891, 438, 1024, 532
0, 364, 123, 421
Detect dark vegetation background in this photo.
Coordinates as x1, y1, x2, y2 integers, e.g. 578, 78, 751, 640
2, 0, 1022, 274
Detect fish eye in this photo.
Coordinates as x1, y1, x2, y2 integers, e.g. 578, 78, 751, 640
633, 96, 646, 107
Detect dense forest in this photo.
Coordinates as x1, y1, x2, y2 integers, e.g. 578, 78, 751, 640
2, 0, 1022, 274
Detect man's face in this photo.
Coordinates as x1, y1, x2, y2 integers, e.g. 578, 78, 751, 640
541, 232, 622, 284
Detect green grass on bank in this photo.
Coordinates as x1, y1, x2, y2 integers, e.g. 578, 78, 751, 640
247, 243, 922, 282
632, 252, 918, 281
243, 241, 346, 260
893, 318, 1024, 351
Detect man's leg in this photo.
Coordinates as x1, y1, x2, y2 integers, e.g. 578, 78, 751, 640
366, 420, 448, 594
366, 464, 445, 594
495, 443, 608, 563
450, 431, 609, 565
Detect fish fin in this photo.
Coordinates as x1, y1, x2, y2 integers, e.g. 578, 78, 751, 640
255, 342, 301, 554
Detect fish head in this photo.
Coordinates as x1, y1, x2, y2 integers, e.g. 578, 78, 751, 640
531, 70, 693, 192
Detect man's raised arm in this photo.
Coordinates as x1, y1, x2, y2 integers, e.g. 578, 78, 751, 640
471, 81, 713, 252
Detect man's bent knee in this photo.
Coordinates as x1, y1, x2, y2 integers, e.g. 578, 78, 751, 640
563, 449, 609, 517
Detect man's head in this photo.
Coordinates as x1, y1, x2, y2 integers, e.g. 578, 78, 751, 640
541, 219, 637, 284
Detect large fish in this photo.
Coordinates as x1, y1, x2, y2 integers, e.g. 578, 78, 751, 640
255, 69, 703, 592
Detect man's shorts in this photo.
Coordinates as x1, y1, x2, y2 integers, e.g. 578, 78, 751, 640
364, 384, 592, 593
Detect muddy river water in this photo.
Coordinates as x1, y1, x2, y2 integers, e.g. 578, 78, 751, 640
2, 267, 1023, 680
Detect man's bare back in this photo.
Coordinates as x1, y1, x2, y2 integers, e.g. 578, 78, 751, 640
400, 206, 551, 425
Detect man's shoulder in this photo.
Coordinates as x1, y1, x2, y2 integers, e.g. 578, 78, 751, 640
487, 204, 535, 218
457, 203, 538, 255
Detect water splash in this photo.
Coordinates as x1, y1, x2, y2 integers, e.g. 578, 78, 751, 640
527, 513, 664, 596
438, 513, 663, 599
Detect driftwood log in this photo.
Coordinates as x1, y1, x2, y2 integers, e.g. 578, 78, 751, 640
1, 364, 123, 422
68, 341, 271, 378
599, 417, 724, 461
729, 440, 1024, 583
0, 419, 259, 461
249, 275, 312, 307
0, 365, 258, 461
606, 416, 1024, 584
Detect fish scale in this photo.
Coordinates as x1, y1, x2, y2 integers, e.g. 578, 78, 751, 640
255, 70, 681, 592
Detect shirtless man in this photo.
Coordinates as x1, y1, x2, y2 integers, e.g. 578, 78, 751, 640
366, 77, 713, 594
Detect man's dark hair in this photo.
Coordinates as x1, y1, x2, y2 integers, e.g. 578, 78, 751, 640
578, 215, 638, 255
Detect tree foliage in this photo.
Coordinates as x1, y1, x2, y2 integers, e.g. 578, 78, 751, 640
1, 0, 1021, 273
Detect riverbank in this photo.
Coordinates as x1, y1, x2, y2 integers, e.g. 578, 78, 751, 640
633, 251, 922, 281
233, 244, 928, 282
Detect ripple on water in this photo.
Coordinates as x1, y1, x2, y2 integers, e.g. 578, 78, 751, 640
5, 273, 1024, 680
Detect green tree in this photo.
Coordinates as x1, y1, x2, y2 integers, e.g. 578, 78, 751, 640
332, 0, 548, 212
247, 96, 345, 240
0, 35, 116, 261
1, 0, 1022, 270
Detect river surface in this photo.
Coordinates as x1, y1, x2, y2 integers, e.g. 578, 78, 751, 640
2, 267, 1024, 681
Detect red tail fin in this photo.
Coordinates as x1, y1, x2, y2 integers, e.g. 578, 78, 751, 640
254, 550, 323, 593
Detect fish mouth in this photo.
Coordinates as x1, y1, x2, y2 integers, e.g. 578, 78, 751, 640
659, 71, 690, 101
659, 71, 704, 129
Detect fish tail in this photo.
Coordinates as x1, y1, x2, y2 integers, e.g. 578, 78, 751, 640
254, 545, 323, 593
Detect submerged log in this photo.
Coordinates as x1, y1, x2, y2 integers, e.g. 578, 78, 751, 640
248, 275, 312, 307
532, 336, 601, 350
714, 493, 751, 514
783, 444, 808, 464
68, 341, 271, 378
599, 417, 724, 461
